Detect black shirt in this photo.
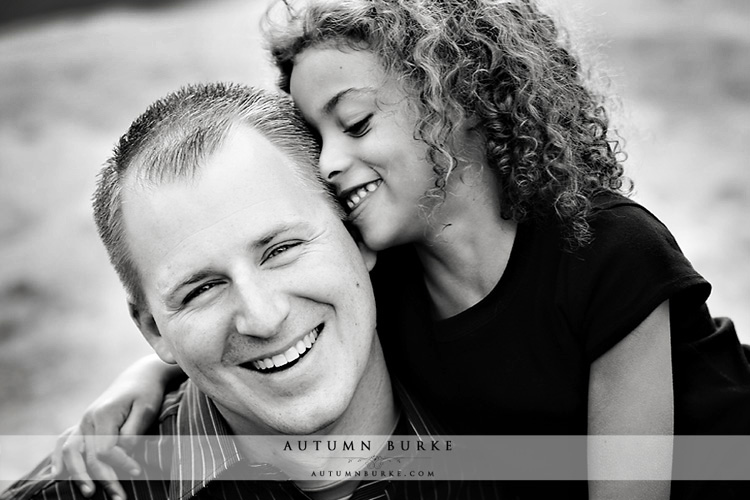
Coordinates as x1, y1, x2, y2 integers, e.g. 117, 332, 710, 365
371, 193, 750, 499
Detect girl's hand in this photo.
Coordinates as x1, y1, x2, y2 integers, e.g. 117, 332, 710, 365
52, 425, 133, 500
50, 354, 183, 499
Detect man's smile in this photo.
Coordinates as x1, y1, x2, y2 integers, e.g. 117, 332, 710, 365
242, 324, 323, 374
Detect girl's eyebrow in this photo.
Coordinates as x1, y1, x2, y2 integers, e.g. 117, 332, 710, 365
323, 87, 377, 115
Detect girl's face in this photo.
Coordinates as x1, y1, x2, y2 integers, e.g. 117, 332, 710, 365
289, 47, 437, 251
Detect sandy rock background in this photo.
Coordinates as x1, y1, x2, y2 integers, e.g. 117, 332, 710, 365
1, 0, 748, 488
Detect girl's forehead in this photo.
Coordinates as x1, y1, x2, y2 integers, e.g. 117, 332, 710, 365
296, 45, 382, 73
290, 47, 393, 106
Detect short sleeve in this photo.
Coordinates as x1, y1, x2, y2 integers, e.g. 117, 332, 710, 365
560, 198, 711, 362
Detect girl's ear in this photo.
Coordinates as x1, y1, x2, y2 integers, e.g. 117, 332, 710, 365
129, 302, 178, 365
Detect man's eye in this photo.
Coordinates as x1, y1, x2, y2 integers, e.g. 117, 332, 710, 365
263, 241, 303, 263
183, 282, 219, 305
343, 114, 372, 138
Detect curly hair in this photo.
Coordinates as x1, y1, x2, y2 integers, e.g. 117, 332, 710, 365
264, 0, 628, 249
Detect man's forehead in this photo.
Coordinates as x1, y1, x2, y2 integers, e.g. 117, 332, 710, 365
125, 126, 323, 207
134, 132, 322, 217
121, 125, 336, 276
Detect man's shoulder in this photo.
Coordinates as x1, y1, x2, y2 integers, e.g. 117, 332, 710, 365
0, 383, 190, 500
0, 465, 61, 500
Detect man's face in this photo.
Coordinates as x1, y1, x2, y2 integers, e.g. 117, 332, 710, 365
122, 126, 379, 435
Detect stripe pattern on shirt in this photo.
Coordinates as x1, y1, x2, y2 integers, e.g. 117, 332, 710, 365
1, 380, 510, 500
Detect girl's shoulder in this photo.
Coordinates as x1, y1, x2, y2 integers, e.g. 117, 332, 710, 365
586, 191, 680, 253
589, 191, 658, 220
559, 192, 711, 361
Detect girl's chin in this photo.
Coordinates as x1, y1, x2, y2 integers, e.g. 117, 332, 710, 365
355, 214, 413, 251
360, 230, 402, 253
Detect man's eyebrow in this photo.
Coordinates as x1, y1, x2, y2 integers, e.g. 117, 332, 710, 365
164, 271, 217, 304
323, 87, 377, 115
164, 221, 310, 302
251, 222, 298, 249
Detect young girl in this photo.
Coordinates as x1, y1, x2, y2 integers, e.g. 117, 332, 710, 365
55, 0, 750, 498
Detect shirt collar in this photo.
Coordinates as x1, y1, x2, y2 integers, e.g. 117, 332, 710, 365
392, 377, 444, 439
170, 381, 244, 500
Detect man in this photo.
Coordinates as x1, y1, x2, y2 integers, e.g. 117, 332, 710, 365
2, 84, 501, 499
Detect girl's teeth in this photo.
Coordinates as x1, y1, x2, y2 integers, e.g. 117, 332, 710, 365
346, 180, 381, 210
303, 335, 312, 349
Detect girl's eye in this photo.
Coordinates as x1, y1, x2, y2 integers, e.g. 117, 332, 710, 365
343, 114, 372, 138
183, 282, 220, 305
263, 241, 303, 263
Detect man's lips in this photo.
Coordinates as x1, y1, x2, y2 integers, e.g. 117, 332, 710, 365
339, 179, 382, 213
240, 324, 322, 374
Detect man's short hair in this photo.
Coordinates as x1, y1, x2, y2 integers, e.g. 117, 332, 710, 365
93, 83, 336, 309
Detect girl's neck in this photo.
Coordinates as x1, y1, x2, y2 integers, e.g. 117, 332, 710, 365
414, 162, 516, 320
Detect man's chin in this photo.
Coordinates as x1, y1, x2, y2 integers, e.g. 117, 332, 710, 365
271, 405, 345, 435
216, 395, 349, 436
280, 418, 338, 436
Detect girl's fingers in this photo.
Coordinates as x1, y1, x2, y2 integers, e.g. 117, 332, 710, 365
84, 455, 129, 500
60, 433, 95, 497
51, 427, 76, 475
99, 446, 142, 478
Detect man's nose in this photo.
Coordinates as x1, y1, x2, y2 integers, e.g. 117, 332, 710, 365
232, 279, 290, 339
318, 139, 353, 183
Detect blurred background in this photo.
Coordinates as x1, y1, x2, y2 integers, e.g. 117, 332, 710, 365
1, 0, 748, 489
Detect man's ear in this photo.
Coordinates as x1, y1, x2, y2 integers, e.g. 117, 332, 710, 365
342, 221, 377, 271
128, 301, 178, 365
357, 240, 378, 272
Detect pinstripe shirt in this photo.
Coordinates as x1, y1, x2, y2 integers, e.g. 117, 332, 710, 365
2, 381, 509, 500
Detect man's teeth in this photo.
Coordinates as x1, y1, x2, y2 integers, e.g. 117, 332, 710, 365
252, 327, 319, 371
346, 180, 381, 210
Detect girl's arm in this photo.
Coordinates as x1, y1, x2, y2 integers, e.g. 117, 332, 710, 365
52, 354, 185, 500
587, 300, 674, 500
